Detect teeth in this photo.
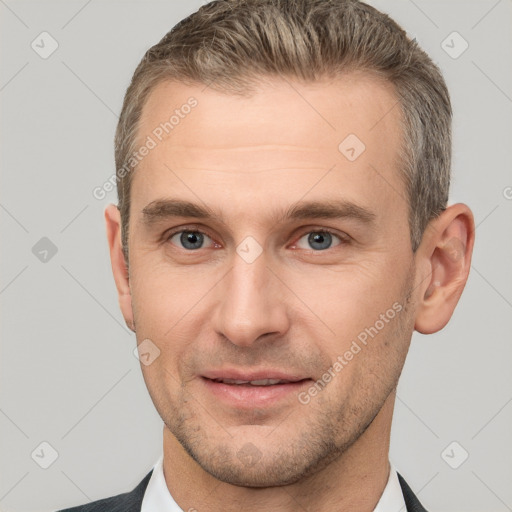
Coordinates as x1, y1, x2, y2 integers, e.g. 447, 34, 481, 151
250, 379, 282, 385
215, 378, 288, 386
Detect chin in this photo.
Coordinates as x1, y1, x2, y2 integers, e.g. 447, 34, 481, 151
180, 434, 348, 489
203, 460, 310, 488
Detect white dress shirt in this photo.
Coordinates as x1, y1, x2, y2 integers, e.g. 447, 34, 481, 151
141, 454, 406, 511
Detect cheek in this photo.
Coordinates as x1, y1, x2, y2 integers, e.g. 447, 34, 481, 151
294, 262, 411, 381
130, 256, 201, 324
295, 262, 396, 327
129, 269, 183, 369
139, 360, 188, 425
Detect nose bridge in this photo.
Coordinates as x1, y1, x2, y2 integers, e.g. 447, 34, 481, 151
212, 246, 289, 346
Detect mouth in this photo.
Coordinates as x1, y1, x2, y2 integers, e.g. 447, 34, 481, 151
208, 377, 304, 386
200, 370, 312, 407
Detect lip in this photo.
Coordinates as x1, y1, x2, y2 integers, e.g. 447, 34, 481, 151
202, 368, 308, 382
200, 369, 312, 408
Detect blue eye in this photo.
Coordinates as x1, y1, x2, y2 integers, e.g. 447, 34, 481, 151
166, 228, 346, 252
295, 230, 343, 251
168, 230, 214, 250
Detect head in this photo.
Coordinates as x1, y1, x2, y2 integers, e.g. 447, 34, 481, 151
106, 0, 474, 488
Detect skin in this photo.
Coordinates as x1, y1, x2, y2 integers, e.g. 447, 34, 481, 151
105, 73, 475, 511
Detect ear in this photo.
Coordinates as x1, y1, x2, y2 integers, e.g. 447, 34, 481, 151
414, 203, 475, 334
105, 203, 135, 332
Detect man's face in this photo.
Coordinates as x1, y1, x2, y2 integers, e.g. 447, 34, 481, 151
126, 74, 418, 486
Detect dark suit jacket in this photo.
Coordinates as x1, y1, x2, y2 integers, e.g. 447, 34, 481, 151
57, 470, 427, 512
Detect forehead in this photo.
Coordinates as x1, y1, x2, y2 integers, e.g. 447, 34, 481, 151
130, 74, 405, 230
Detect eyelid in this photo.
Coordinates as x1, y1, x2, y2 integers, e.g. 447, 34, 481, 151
163, 225, 350, 250
289, 227, 350, 249
164, 225, 218, 248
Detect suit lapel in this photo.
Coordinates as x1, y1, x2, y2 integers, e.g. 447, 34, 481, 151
397, 473, 428, 512
127, 469, 153, 511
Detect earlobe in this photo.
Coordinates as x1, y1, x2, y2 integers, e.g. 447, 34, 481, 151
414, 203, 475, 335
104, 204, 135, 332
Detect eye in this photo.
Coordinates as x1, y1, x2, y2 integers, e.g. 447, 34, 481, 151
165, 227, 348, 252
294, 230, 346, 251
167, 229, 216, 250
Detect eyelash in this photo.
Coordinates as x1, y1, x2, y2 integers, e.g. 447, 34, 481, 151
164, 225, 349, 251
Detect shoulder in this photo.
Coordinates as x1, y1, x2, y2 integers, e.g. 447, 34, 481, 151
56, 469, 153, 512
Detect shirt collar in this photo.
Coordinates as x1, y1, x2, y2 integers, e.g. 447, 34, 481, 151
141, 455, 406, 512
141, 454, 181, 512
373, 462, 407, 512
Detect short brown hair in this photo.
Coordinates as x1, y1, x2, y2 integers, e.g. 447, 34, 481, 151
114, 0, 451, 263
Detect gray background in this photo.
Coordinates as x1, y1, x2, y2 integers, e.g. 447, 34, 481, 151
1, 0, 511, 511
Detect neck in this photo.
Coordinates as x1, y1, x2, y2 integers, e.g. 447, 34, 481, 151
162, 391, 396, 512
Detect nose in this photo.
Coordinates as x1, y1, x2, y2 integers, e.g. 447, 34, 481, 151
211, 249, 290, 347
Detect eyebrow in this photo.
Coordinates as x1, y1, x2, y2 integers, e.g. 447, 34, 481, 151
142, 198, 377, 226
140, 198, 377, 227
